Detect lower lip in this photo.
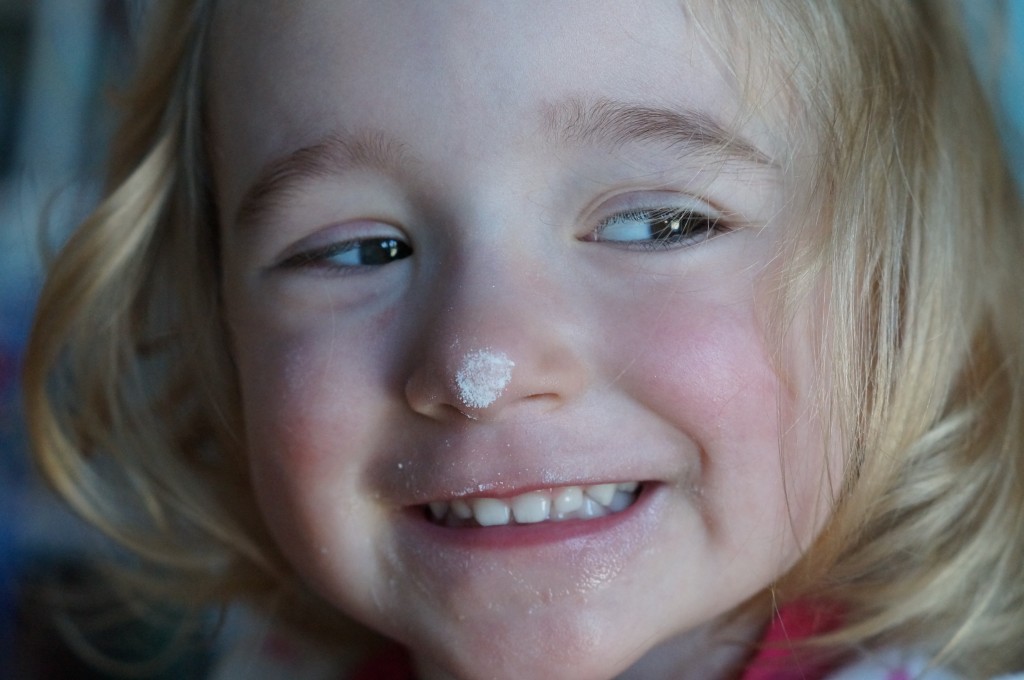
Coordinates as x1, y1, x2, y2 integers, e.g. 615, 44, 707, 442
399, 483, 660, 551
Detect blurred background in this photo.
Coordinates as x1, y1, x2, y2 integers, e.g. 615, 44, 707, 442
0, 1, 185, 677
0, 0, 1022, 678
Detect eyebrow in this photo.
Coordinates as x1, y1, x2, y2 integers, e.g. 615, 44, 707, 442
232, 97, 773, 229
233, 131, 411, 228
544, 96, 774, 167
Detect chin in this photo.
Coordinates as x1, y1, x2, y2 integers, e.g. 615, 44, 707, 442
386, 591, 670, 680
411, 629, 639, 680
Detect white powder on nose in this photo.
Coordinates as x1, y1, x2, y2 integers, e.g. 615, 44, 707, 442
455, 349, 515, 409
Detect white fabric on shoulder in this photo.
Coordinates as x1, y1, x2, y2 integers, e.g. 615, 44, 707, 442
825, 647, 1024, 680
824, 648, 959, 680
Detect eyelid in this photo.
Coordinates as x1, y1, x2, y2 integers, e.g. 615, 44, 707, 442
623, 193, 719, 217
589, 192, 722, 225
274, 220, 405, 260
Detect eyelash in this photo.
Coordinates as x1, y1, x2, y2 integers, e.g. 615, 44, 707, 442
275, 204, 725, 273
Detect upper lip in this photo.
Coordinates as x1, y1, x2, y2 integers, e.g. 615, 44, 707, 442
371, 422, 690, 507
394, 473, 653, 507
419, 479, 646, 504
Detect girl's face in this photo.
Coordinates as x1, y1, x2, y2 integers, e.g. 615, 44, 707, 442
213, 1, 834, 678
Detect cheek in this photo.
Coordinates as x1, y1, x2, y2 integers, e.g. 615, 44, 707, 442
226, 313, 415, 623
231, 304, 388, 465
238, 334, 341, 467
227, 309, 389, 547
608, 280, 831, 544
620, 295, 781, 444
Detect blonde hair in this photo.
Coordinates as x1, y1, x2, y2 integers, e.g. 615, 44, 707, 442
25, 0, 280, 604
23, 0, 1024, 676
704, 2, 1024, 676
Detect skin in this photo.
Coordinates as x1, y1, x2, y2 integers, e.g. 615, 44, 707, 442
210, 2, 836, 678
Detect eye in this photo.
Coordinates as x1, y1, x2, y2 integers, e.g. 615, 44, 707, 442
593, 206, 724, 250
278, 237, 413, 271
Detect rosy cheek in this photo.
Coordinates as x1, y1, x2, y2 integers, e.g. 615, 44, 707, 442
613, 295, 780, 442
233, 324, 354, 476
234, 329, 377, 541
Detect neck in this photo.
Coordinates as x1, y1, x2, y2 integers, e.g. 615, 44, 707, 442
615, 607, 768, 680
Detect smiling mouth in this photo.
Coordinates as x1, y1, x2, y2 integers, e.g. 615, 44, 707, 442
426, 482, 642, 527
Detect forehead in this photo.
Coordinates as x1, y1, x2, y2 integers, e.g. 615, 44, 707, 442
207, 0, 778, 219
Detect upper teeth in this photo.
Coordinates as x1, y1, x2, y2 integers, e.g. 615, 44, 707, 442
427, 482, 640, 527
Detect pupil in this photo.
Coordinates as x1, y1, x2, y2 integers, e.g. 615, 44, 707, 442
654, 216, 684, 238
360, 238, 411, 265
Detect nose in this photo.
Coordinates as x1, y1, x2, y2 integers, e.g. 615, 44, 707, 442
403, 258, 589, 422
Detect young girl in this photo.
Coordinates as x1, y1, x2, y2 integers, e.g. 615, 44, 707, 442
23, 1, 1024, 678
